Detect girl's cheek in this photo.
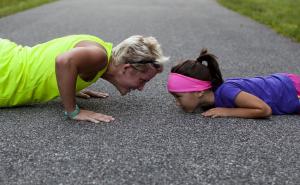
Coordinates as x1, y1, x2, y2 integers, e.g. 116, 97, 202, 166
175, 99, 181, 107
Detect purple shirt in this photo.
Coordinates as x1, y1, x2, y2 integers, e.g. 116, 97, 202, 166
214, 73, 300, 115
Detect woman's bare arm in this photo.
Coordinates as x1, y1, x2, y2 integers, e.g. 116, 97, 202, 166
55, 46, 114, 123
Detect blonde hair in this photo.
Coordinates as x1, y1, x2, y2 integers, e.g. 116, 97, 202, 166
112, 35, 169, 71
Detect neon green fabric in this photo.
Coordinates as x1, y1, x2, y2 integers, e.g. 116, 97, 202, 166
0, 35, 113, 107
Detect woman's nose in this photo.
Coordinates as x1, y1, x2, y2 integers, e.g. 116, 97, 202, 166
137, 83, 145, 91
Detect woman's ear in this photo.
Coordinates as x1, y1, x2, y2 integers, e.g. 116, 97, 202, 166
121, 63, 132, 74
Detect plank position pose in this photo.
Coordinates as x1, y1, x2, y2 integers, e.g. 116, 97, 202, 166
0, 34, 168, 123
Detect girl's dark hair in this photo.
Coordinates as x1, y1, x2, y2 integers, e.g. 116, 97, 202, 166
171, 48, 223, 91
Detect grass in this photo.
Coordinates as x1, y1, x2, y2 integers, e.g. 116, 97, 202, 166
217, 0, 300, 42
0, 0, 57, 18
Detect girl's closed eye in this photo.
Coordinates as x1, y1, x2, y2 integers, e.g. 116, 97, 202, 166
173, 93, 180, 98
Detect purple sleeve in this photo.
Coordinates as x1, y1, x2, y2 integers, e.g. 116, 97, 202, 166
215, 83, 242, 108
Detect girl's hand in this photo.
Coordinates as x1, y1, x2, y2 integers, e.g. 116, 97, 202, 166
202, 91, 272, 119
201, 108, 229, 118
76, 89, 109, 99
74, 109, 115, 123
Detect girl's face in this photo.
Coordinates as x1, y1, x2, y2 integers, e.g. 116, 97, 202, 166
171, 92, 202, 112
171, 91, 213, 112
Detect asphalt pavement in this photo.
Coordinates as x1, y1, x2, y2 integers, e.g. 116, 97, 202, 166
0, 0, 299, 184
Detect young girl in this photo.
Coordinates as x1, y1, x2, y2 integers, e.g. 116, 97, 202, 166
167, 49, 300, 119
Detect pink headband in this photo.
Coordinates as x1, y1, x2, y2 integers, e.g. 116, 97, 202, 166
167, 73, 212, 92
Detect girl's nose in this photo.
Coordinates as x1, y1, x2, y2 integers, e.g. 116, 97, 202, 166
176, 100, 181, 107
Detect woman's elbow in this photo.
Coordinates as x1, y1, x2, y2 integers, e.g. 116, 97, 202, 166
55, 55, 67, 68
55, 55, 74, 73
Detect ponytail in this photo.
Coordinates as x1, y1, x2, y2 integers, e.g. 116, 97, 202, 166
171, 48, 223, 91
196, 48, 223, 91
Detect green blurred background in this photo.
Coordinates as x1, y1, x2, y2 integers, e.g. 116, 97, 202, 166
218, 0, 300, 42
0, 0, 56, 18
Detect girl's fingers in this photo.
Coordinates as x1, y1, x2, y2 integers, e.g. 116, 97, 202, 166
202, 111, 216, 118
201, 111, 211, 117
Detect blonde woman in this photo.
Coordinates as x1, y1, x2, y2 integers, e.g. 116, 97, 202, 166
0, 34, 168, 123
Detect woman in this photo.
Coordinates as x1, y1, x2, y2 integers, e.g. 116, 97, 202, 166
0, 34, 168, 123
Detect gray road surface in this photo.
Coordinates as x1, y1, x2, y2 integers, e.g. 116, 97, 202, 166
0, 0, 300, 184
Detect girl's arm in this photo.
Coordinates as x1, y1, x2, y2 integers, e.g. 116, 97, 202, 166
55, 46, 114, 123
202, 91, 272, 119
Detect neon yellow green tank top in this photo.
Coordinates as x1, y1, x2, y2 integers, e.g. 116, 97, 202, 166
0, 35, 113, 107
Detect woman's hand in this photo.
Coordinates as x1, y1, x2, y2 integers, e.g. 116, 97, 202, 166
76, 89, 109, 99
74, 109, 115, 123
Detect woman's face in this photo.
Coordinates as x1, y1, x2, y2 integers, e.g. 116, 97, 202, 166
115, 65, 159, 96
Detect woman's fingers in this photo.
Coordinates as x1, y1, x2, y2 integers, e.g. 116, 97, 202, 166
74, 109, 115, 123
83, 90, 109, 98
76, 92, 91, 99
85, 117, 100, 124
93, 114, 115, 122
76, 90, 108, 99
